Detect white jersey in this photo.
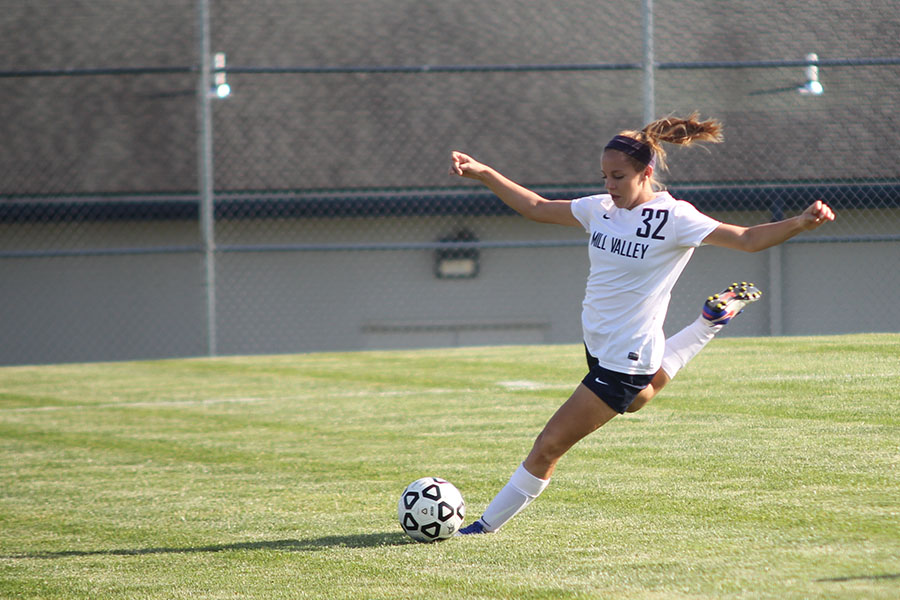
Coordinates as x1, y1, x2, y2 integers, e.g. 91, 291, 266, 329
570, 191, 721, 375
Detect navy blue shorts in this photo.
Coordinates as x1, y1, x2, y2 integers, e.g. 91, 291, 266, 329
582, 346, 653, 413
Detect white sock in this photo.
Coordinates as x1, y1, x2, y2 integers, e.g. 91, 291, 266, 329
479, 463, 550, 532
659, 316, 722, 379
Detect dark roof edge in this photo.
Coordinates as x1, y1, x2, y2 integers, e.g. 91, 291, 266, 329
1, 181, 897, 223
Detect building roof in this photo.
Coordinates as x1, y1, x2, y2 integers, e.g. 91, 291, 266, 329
2, 1, 899, 195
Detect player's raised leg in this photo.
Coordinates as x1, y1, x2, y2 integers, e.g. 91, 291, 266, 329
701, 281, 763, 326
627, 282, 762, 412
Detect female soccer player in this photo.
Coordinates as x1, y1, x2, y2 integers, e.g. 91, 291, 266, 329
450, 114, 835, 535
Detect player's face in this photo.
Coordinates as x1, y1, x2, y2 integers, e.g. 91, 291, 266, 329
601, 150, 652, 210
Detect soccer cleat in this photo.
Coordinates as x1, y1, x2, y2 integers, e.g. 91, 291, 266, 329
457, 520, 491, 535
701, 282, 763, 325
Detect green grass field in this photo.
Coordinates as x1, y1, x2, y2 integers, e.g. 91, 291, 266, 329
1, 334, 898, 599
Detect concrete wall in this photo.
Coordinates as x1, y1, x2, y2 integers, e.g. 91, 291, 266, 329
2, 208, 897, 366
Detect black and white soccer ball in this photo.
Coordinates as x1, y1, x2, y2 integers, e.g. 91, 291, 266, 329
398, 477, 466, 542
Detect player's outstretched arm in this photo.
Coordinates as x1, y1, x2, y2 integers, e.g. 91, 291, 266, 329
451, 151, 579, 227
704, 200, 836, 252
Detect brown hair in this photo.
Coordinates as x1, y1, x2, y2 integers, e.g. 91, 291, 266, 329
613, 112, 723, 188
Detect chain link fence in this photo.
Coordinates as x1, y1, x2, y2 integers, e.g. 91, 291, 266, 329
2, 1, 898, 365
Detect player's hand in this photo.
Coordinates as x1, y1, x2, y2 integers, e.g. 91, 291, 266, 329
799, 200, 836, 230
450, 151, 490, 181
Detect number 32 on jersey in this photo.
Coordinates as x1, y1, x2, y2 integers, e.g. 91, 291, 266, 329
636, 208, 668, 240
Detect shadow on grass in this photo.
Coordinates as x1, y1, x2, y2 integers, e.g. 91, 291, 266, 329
816, 573, 900, 583
5, 532, 415, 559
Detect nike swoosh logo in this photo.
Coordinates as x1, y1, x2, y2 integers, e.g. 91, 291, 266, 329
602, 214, 611, 219
594, 379, 609, 385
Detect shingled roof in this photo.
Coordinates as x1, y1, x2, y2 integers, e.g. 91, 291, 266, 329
2, 1, 898, 195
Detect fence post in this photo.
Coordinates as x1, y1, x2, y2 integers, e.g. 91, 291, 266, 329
768, 246, 783, 336
642, 0, 655, 124
768, 196, 785, 336
196, 0, 217, 356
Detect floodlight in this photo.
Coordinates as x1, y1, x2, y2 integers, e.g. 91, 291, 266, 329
211, 52, 231, 99
435, 230, 480, 279
799, 53, 823, 95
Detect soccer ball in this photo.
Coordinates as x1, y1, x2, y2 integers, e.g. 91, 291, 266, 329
398, 477, 466, 542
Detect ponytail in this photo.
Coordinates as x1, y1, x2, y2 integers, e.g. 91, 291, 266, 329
616, 112, 723, 174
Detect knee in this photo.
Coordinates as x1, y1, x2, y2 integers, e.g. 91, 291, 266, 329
626, 397, 648, 412
530, 429, 568, 464
626, 385, 657, 413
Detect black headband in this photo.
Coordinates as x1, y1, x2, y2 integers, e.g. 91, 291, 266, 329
605, 135, 654, 166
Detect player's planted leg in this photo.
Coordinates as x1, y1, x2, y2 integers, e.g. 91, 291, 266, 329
458, 463, 550, 535
459, 385, 616, 535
